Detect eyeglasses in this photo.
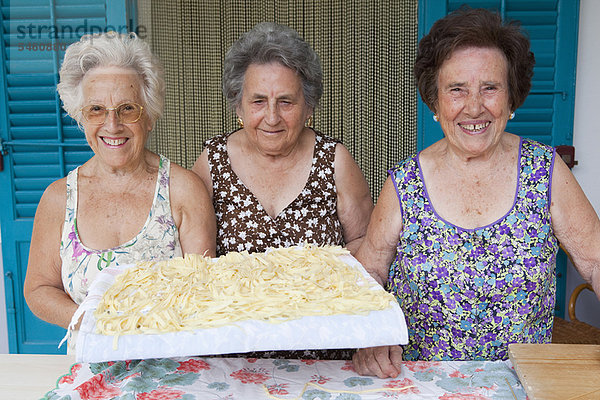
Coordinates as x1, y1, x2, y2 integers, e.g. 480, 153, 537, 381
80, 103, 144, 125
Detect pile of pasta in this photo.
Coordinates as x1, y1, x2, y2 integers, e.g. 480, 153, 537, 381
94, 245, 395, 339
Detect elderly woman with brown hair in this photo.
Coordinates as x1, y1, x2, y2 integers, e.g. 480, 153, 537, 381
24, 32, 216, 337
192, 22, 373, 360
353, 7, 600, 377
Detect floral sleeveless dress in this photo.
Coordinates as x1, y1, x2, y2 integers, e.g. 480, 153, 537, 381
60, 155, 182, 305
388, 138, 559, 361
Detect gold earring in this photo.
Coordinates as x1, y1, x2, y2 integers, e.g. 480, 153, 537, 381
237, 116, 244, 128
306, 115, 313, 127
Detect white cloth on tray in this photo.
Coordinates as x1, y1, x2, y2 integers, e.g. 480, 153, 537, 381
66, 253, 408, 363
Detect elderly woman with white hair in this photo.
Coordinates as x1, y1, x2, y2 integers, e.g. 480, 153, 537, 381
192, 22, 373, 360
24, 32, 216, 335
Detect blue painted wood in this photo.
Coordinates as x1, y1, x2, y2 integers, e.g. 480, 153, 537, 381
417, 0, 581, 318
1, 0, 134, 354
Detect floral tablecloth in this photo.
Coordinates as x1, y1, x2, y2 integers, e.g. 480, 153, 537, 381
44, 357, 527, 400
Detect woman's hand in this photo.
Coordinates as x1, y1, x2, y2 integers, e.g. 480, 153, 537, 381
353, 345, 404, 378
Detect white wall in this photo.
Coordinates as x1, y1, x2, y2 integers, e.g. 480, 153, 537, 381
566, 0, 600, 328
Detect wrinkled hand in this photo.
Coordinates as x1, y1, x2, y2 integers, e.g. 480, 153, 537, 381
352, 345, 403, 378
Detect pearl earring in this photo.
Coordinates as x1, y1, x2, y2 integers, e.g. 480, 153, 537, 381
433, 114, 439, 122
509, 112, 515, 120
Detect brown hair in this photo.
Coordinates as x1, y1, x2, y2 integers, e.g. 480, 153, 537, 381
414, 7, 535, 113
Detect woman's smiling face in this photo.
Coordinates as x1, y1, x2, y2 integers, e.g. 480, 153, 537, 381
237, 62, 312, 157
81, 66, 152, 170
436, 46, 512, 158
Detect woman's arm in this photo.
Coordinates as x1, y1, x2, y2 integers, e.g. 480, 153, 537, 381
334, 144, 374, 254
24, 180, 79, 329
352, 176, 405, 378
550, 156, 600, 299
171, 163, 217, 257
355, 176, 403, 285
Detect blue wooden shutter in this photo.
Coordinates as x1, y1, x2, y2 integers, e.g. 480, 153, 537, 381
1, 0, 133, 354
418, 0, 580, 317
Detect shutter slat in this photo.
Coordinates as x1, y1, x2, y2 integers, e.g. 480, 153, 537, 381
506, 0, 558, 12
508, 11, 557, 25
530, 39, 556, 54
10, 127, 60, 139
63, 126, 85, 140
15, 204, 38, 218
8, 86, 56, 100
9, 100, 56, 113
510, 108, 553, 122
12, 151, 58, 164
5, 17, 107, 34
4, 5, 106, 19
14, 164, 62, 178
64, 151, 93, 164
6, 60, 54, 73
14, 177, 59, 191
6, 45, 65, 60
15, 191, 44, 204
6, 73, 55, 86
10, 113, 58, 126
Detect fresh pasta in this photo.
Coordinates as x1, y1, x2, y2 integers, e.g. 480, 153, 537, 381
94, 245, 395, 342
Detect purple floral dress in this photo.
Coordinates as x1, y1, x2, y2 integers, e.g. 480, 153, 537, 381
388, 138, 559, 361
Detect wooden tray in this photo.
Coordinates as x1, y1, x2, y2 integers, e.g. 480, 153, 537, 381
508, 343, 600, 399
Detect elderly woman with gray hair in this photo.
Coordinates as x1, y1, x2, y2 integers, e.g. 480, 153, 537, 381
24, 32, 216, 336
192, 22, 373, 359
193, 22, 372, 257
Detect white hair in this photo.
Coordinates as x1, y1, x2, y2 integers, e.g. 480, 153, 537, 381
57, 31, 164, 126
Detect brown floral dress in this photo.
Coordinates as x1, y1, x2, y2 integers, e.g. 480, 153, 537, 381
204, 129, 354, 360
205, 129, 345, 255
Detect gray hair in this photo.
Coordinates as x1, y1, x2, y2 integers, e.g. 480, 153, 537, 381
223, 22, 323, 111
57, 31, 164, 126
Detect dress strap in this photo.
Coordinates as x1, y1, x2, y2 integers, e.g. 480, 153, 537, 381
156, 155, 171, 202
204, 133, 231, 196
61, 167, 80, 245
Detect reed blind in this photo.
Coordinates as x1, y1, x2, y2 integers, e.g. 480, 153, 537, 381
138, 0, 417, 199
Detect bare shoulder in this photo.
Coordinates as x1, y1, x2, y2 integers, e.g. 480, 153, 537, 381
333, 142, 370, 192
37, 177, 68, 220
502, 132, 522, 147
549, 152, 585, 212
334, 143, 364, 178
169, 161, 209, 200
334, 142, 356, 165
551, 150, 574, 184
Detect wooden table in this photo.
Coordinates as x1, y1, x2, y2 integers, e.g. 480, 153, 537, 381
0, 354, 76, 400
509, 343, 600, 400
